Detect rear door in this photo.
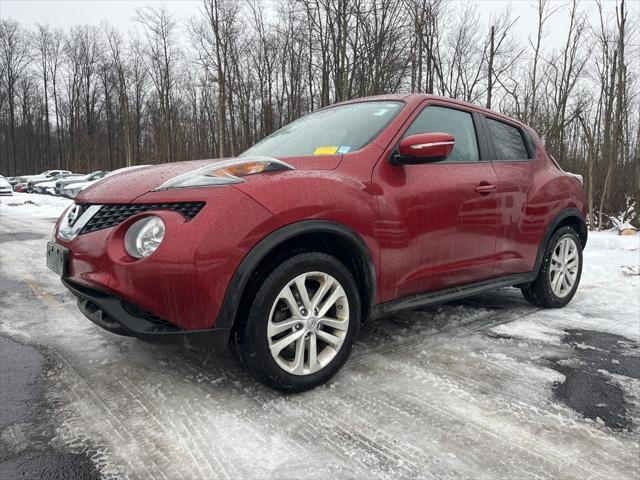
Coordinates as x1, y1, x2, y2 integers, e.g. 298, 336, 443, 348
481, 115, 540, 275
374, 101, 500, 301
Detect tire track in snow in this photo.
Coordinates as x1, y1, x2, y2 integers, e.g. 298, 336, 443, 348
350, 302, 540, 368
117, 365, 245, 480
164, 351, 383, 479
167, 349, 434, 480
347, 358, 623, 480
49, 351, 169, 480
178, 399, 242, 480
115, 376, 212, 479
345, 303, 638, 480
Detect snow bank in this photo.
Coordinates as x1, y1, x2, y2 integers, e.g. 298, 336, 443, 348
493, 232, 640, 343
0, 192, 72, 220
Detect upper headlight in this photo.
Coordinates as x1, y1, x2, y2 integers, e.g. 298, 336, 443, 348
124, 216, 165, 259
155, 157, 294, 190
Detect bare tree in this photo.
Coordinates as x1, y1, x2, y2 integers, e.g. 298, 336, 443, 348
33, 24, 53, 166
136, 5, 178, 163
105, 25, 132, 167
485, 7, 521, 109
598, 0, 628, 229
0, 19, 29, 174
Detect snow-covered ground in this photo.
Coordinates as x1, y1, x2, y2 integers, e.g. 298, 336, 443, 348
1, 192, 639, 479
0, 191, 73, 219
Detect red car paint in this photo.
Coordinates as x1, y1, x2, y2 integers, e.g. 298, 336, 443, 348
54, 94, 586, 333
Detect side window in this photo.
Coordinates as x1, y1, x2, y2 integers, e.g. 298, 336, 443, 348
486, 117, 530, 161
404, 106, 479, 163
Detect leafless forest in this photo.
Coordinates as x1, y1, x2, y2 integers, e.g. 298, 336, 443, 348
0, 0, 638, 228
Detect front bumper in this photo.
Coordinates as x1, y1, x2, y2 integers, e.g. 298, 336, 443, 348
62, 278, 230, 350
54, 187, 277, 343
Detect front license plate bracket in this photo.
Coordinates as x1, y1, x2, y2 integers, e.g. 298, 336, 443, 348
46, 241, 69, 277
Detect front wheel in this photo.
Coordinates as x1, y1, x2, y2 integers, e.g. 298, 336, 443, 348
521, 226, 583, 308
237, 252, 360, 392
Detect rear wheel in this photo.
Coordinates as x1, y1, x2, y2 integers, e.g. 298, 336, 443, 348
237, 252, 360, 392
521, 226, 583, 308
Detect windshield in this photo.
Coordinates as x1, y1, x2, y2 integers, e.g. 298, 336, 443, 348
242, 101, 404, 158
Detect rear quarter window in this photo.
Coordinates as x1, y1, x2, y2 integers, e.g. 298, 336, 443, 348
486, 117, 530, 161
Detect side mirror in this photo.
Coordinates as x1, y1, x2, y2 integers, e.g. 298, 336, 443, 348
393, 132, 455, 164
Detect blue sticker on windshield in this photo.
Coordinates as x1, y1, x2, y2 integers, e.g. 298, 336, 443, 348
337, 146, 351, 154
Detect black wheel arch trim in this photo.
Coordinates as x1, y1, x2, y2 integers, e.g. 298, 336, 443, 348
533, 207, 587, 274
215, 219, 377, 337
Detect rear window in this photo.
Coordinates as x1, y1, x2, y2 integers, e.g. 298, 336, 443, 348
486, 118, 530, 161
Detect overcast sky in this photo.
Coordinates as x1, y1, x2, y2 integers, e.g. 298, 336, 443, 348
1, 0, 636, 50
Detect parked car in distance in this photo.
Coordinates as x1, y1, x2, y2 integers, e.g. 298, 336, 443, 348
49, 94, 587, 392
18, 169, 71, 187
8, 176, 24, 186
56, 171, 108, 196
63, 166, 146, 198
13, 183, 27, 192
35, 174, 86, 195
28, 172, 77, 193
0, 175, 13, 195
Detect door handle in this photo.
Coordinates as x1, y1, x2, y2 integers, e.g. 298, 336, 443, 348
475, 183, 496, 194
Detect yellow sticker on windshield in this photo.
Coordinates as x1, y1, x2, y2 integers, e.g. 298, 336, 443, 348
313, 146, 339, 155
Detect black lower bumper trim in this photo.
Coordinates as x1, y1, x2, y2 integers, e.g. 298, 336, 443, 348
62, 278, 229, 351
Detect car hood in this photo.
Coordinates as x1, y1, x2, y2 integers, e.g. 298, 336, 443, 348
76, 155, 341, 204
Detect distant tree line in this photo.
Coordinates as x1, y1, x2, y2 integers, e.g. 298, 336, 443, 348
0, 0, 638, 228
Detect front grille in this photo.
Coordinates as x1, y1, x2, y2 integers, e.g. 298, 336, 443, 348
79, 202, 205, 234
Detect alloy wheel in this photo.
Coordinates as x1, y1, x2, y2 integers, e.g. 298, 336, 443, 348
549, 237, 579, 298
267, 271, 349, 375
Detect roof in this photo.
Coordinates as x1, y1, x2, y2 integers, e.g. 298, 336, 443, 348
331, 93, 533, 132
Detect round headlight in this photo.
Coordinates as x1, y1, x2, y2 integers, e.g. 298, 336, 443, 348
124, 216, 165, 259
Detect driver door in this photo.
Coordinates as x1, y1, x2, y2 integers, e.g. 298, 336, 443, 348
374, 102, 500, 301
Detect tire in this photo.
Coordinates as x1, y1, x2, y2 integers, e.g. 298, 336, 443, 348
521, 226, 583, 308
236, 252, 360, 392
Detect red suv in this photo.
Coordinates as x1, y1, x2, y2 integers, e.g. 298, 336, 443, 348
48, 94, 587, 391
